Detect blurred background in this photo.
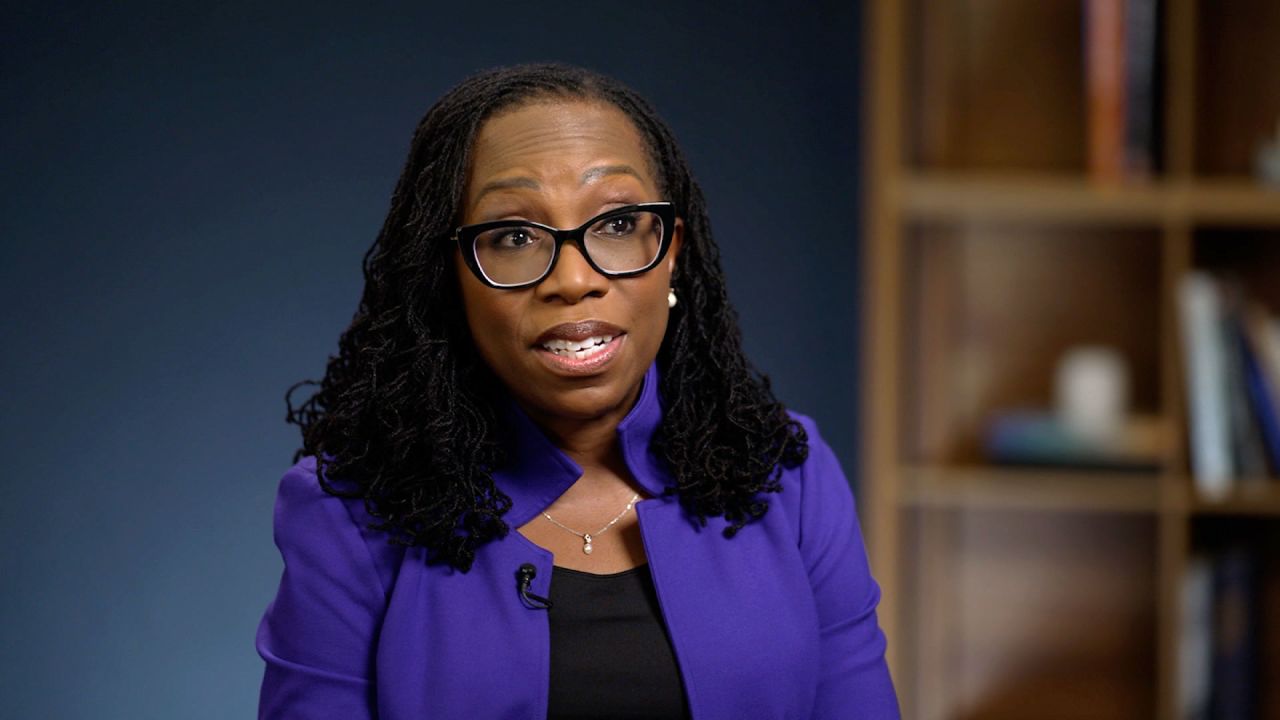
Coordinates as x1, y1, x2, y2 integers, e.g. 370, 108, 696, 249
861, 0, 1280, 718
0, 1, 863, 717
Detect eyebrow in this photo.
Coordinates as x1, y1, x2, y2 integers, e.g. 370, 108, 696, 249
471, 165, 645, 206
472, 176, 541, 204
580, 164, 643, 185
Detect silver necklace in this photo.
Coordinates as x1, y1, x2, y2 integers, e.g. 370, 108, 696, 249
542, 493, 640, 555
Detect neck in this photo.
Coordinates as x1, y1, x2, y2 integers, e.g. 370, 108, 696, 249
543, 416, 628, 477
517, 388, 640, 482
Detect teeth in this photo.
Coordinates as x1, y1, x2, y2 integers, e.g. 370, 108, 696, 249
542, 335, 614, 358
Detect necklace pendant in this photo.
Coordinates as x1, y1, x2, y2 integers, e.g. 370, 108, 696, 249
582, 534, 593, 555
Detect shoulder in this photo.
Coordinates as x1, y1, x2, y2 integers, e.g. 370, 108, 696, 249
273, 457, 370, 543
767, 411, 860, 552
782, 411, 856, 508
271, 457, 403, 599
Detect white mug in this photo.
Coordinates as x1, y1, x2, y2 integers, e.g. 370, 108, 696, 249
1056, 346, 1129, 446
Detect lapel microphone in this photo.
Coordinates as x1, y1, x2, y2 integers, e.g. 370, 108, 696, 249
516, 563, 553, 610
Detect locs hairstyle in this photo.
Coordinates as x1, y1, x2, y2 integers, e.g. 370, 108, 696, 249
287, 63, 808, 571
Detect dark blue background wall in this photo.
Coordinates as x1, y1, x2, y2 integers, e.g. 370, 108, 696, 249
1, 2, 862, 716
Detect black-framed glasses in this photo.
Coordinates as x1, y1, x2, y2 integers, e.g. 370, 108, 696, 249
453, 202, 676, 289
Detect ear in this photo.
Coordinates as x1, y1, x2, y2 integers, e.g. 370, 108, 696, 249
667, 217, 684, 276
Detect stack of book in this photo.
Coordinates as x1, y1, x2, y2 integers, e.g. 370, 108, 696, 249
984, 410, 1163, 471
1178, 273, 1280, 499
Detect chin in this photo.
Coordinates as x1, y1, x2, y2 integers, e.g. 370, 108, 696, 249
520, 377, 637, 423
545, 384, 630, 419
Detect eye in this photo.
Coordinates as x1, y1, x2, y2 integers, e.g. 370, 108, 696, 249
596, 213, 638, 237
500, 229, 536, 247
480, 226, 543, 251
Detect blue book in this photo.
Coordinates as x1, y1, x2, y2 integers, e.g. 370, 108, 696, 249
1237, 317, 1280, 473
1210, 547, 1257, 720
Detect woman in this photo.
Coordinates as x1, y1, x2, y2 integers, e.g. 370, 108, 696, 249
258, 63, 898, 719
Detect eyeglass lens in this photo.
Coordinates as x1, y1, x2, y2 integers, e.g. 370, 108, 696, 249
472, 210, 665, 286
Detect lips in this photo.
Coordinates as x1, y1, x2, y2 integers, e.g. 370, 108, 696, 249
534, 320, 626, 374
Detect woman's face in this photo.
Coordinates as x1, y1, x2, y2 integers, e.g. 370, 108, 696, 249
455, 100, 682, 429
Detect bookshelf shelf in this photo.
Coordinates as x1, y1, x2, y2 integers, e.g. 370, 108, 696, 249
901, 173, 1280, 226
862, 1, 1280, 718
1185, 181, 1280, 226
902, 465, 1163, 514
902, 173, 1168, 224
1187, 483, 1280, 517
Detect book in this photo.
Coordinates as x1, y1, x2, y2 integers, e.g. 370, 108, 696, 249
1210, 547, 1258, 720
985, 410, 1162, 471
1085, 0, 1127, 182
1220, 285, 1270, 480
1269, 317, 1280, 384
1249, 308, 1280, 418
1179, 555, 1212, 720
1238, 308, 1280, 474
1122, 0, 1160, 177
1178, 274, 1235, 497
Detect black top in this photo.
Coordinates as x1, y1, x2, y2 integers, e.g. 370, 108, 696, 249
546, 564, 691, 720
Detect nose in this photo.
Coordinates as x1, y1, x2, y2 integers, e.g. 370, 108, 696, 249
536, 240, 609, 304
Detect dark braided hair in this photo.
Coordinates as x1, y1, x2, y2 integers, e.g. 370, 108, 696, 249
286, 63, 808, 571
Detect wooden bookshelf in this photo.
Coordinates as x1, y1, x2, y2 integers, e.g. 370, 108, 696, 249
861, 1, 1280, 718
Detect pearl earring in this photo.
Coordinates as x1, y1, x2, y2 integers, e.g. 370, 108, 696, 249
667, 289, 678, 308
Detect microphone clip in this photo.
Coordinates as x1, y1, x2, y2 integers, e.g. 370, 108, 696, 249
516, 563, 553, 610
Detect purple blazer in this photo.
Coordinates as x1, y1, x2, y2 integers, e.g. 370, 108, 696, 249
257, 365, 899, 719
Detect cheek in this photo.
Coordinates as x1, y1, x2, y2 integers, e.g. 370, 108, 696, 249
456, 276, 523, 368
631, 278, 674, 345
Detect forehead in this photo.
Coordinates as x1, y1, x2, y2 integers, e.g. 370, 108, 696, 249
466, 100, 657, 191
